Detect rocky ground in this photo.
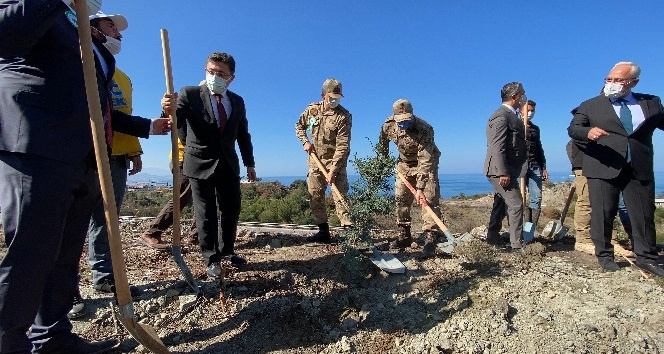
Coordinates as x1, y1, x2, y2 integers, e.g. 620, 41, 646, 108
2, 182, 664, 353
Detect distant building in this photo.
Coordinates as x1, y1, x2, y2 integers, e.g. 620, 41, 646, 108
656, 198, 664, 208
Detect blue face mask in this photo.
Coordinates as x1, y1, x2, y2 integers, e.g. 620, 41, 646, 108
397, 119, 414, 130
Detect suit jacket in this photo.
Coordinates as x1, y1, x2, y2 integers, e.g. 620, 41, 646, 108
0, 1, 149, 164
176, 85, 255, 179
484, 105, 527, 178
568, 93, 664, 180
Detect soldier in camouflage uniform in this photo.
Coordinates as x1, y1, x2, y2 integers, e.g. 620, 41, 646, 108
378, 99, 442, 256
295, 79, 353, 243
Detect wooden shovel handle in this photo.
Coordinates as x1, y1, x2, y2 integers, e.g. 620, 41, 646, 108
75, 2, 132, 307
559, 185, 576, 224
309, 152, 349, 210
160, 29, 181, 247
395, 169, 451, 235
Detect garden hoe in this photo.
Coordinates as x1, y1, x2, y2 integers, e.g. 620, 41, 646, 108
541, 185, 576, 241
76, 4, 169, 353
161, 29, 202, 298
310, 152, 405, 273
395, 170, 472, 254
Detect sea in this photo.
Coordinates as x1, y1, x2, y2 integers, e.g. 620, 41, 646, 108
259, 172, 664, 199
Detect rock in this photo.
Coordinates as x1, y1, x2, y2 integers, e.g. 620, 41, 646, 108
178, 295, 197, 312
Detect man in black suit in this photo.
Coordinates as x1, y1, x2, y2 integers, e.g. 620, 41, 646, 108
0, 1, 169, 352
568, 61, 664, 276
162, 52, 256, 278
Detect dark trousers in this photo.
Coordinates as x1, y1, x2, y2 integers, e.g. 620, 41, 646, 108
487, 193, 506, 241
0, 151, 97, 353
487, 176, 523, 249
143, 166, 197, 240
188, 161, 241, 266
587, 164, 658, 262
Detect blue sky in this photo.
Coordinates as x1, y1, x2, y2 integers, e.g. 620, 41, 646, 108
103, 1, 664, 177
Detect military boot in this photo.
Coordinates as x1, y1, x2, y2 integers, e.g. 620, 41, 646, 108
422, 230, 438, 258
306, 223, 331, 244
390, 224, 413, 248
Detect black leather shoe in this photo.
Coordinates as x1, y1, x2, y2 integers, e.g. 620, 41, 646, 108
207, 262, 222, 279
94, 279, 141, 297
67, 292, 86, 320
635, 260, 664, 277
305, 231, 331, 244
598, 257, 620, 272
228, 254, 247, 265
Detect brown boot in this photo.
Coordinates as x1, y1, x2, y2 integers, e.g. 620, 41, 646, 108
137, 234, 170, 251
391, 225, 413, 248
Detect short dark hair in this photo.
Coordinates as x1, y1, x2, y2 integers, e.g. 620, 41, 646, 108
500, 82, 523, 102
527, 100, 536, 106
207, 52, 236, 74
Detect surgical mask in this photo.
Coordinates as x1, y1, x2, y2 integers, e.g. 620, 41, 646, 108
327, 97, 340, 109
527, 111, 535, 120
103, 35, 121, 55
206, 72, 228, 94
603, 82, 626, 98
86, 0, 102, 15
397, 119, 414, 130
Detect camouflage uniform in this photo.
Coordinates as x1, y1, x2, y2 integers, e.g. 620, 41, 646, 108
295, 101, 353, 226
378, 113, 441, 232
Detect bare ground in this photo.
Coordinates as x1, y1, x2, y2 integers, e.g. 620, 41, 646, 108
2, 182, 664, 353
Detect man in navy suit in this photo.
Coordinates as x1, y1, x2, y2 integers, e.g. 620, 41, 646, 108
568, 61, 664, 276
0, 1, 168, 352
162, 52, 256, 279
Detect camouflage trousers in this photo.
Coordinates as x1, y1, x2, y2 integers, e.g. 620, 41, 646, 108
307, 167, 352, 226
395, 166, 441, 232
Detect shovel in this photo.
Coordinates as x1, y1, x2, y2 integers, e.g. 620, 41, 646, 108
160, 29, 201, 297
309, 152, 405, 273
75, 4, 170, 353
542, 185, 576, 241
395, 170, 471, 253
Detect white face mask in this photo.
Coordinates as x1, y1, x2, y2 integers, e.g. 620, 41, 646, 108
603, 82, 626, 98
527, 111, 535, 120
206, 72, 228, 94
87, 0, 102, 15
327, 97, 340, 109
103, 35, 121, 55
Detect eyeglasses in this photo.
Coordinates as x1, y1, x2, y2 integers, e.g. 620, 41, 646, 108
604, 77, 634, 84
205, 68, 232, 79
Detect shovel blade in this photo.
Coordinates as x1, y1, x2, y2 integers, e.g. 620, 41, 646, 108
118, 316, 170, 353
371, 249, 406, 274
553, 225, 569, 241
437, 241, 455, 254
523, 222, 535, 244
542, 221, 563, 241
172, 246, 202, 296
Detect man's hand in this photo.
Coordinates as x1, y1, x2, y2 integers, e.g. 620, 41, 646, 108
415, 189, 427, 205
150, 118, 171, 135
499, 175, 510, 188
542, 169, 549, 181
587, 127, 609, 142
128, 155, 142, 175
326, 171, 336, 185
161, 93, 178, 116
303, 142, 315, 154
247, 167, 257, 182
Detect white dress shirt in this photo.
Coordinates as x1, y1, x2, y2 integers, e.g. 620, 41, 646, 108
610, 92, 646, 132
208, 89, 232, 127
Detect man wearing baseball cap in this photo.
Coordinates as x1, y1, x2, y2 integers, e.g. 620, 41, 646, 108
378, 99, 442, 257
295, 79, 353, 243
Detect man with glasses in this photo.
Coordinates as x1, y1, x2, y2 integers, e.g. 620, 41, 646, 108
568, 61, 664, 276
161, 52, 256, 279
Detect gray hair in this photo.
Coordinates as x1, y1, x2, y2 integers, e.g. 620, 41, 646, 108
500, 82, 523, 102
613, 61, 641, 78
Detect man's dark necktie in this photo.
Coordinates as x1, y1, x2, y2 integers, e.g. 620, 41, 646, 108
213, 94, 228, 133
618, 99, 633, 162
